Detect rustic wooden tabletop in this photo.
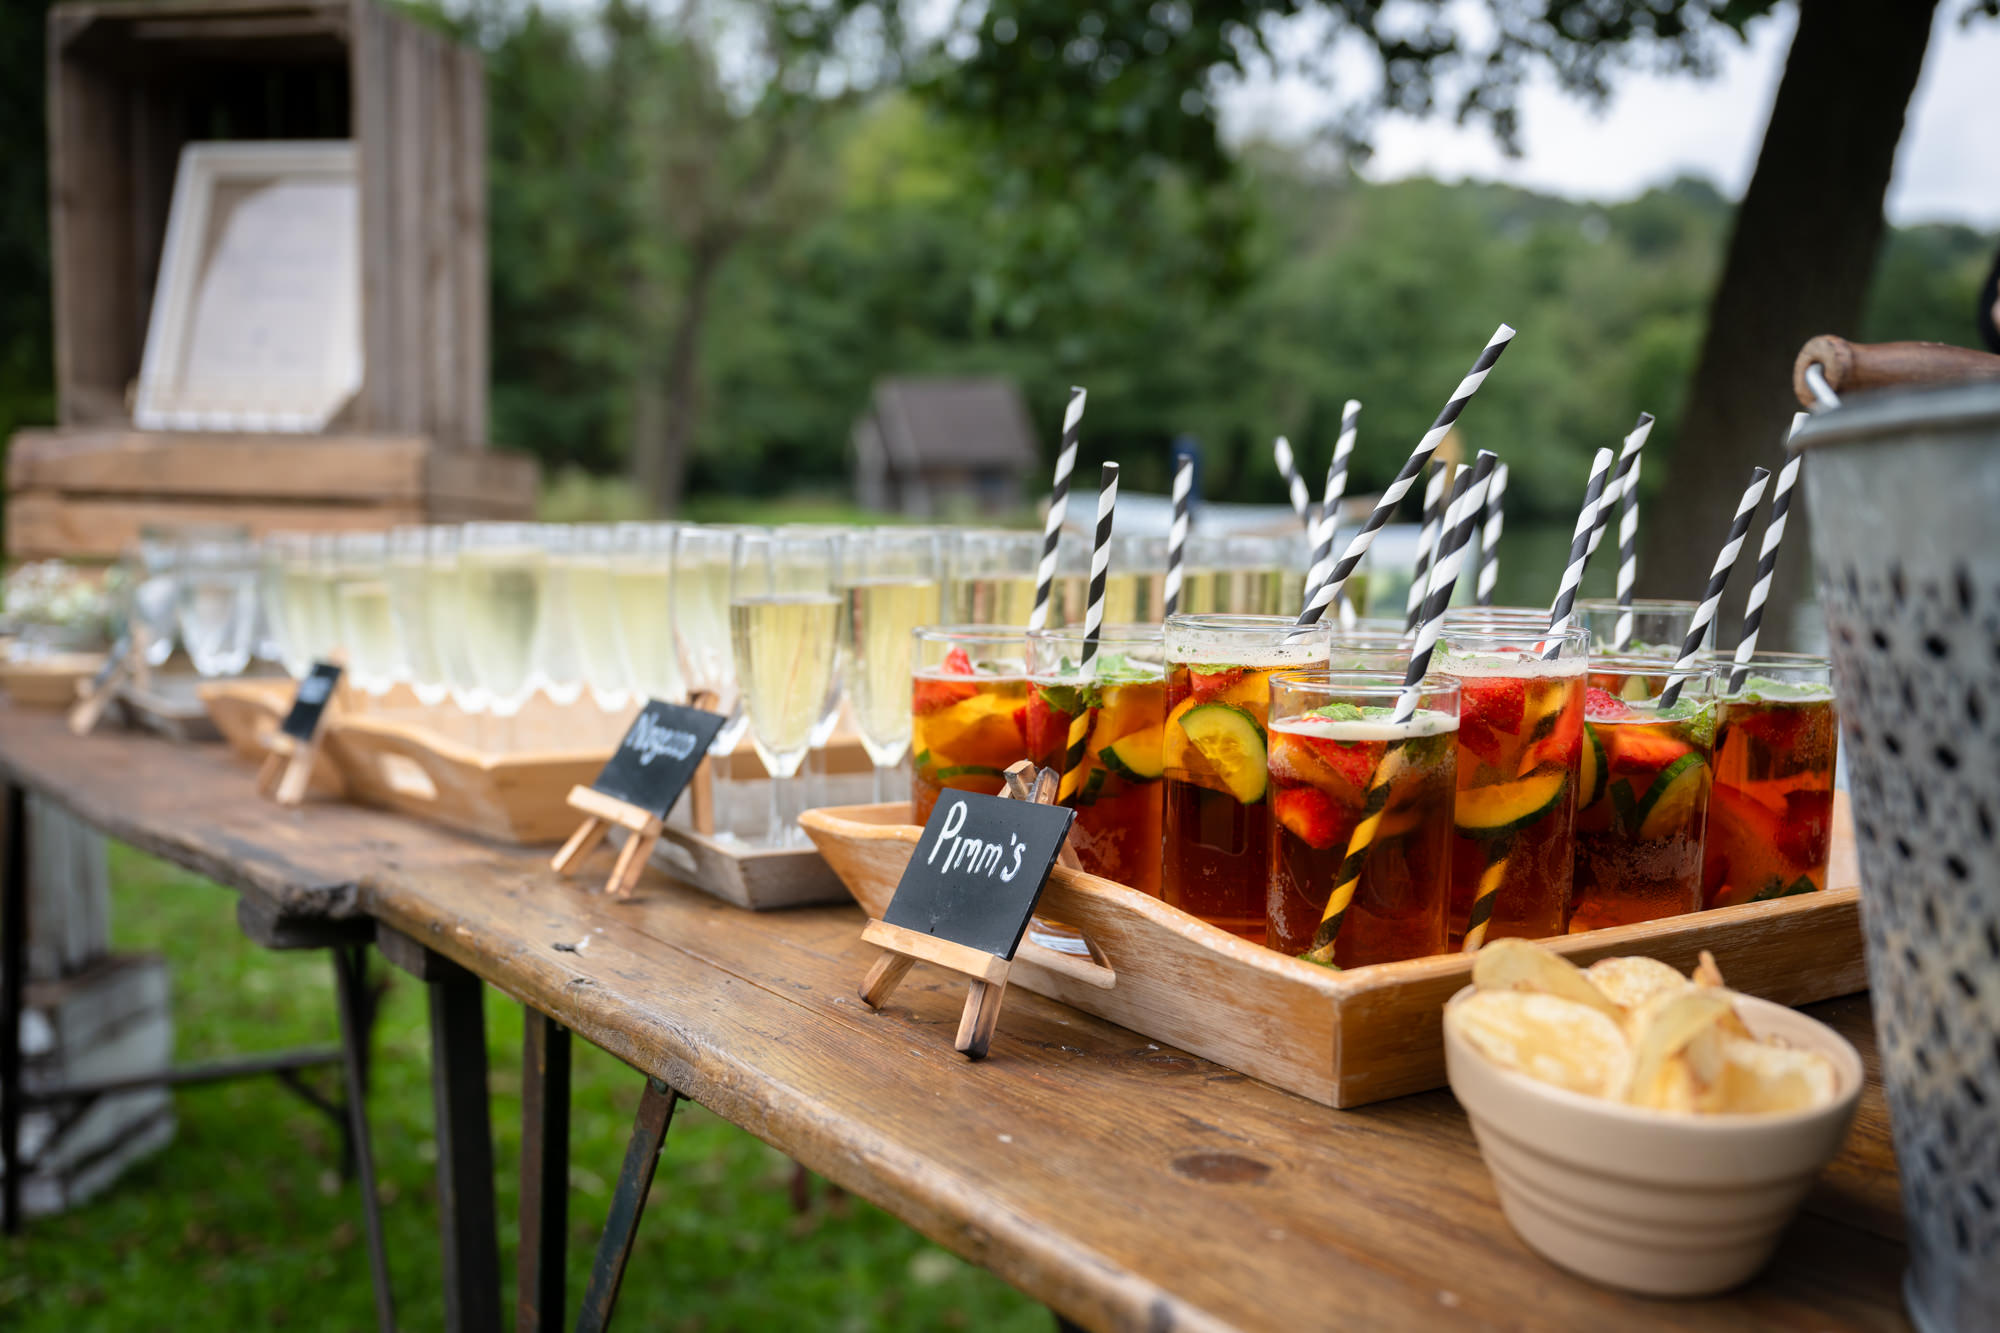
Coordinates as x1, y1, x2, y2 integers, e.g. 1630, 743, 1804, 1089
0, 706, 1912, 1331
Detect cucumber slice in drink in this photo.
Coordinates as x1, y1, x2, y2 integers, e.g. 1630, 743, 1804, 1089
1635, 752, 1710, 840
1453, 769, 1567, 839
1579, 723, 1606, 808
1099, 730, 1165, 782
1176, 702, 1268, 804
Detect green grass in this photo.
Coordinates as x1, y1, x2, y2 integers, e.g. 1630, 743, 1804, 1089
2, 845, 1046, 1331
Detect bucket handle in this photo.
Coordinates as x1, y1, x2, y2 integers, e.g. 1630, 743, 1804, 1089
1794, 334, 2000, 410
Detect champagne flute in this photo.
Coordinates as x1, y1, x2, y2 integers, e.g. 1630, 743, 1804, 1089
779, 523, 854, 807
837, 528, 941, 801
671, 525, 745, 731
426, 526, 489, 716
565, 523, 632, 711
946, 529, 1041, 625
609, 522, 682, 705
1107, 533, 1167, 624
262, 532, 317, 677
174, 534, 258, 677
730, 530, 841, 847
533, 524, 584, 706
459, 521, 544, 718
387, 526, 449, 705
334, 531, 398, 695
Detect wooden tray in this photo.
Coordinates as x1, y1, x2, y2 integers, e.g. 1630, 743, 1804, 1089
0, 653, 105, 708
800, 796, 1866, 1109
112, 672, 224, 743
647, 826, 851, 911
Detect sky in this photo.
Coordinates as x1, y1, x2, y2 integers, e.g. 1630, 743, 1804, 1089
1217, 4, 2000, 228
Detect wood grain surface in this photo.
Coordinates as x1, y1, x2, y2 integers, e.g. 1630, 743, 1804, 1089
0, 706, 1912, 1332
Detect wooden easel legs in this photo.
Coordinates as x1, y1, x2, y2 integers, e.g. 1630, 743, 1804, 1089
550, 786, 661, 897
857, 918, 1013, 1061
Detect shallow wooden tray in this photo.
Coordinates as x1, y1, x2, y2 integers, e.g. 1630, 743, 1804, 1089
646, 827, 850, 911
113, 671, 224, 743
0, 653, 105, 708
800, 795, 1865, 1109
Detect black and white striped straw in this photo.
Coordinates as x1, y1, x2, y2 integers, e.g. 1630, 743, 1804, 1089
1308, 399, 1360, 605
1658, 465, 1773, 709
1584, 413, 1654, 575
1028, 386, 1087, 632
1164, 451, 1193, 618
1541, 447, 1617, 658
1475, 460, 1507, 606
1294, 323, 1517, 630
1395, 451, 1496, 722
1728, 414, 1808, 692
1405, 459, 1450, 633
1059, 463, 1119, 801
1273, 435, 1313, 535
1612, 447, 1644, 650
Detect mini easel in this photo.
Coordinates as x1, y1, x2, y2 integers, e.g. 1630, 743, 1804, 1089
857, 760, 1082, 1061
551, 691, 719, 896
66, 644, 134, 738
258, 728, 326, 807
550, 784, 660, 898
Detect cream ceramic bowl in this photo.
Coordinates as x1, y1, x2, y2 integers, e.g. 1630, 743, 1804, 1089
1443, 986, 1864, 1297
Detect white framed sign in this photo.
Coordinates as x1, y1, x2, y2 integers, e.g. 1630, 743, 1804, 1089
134, 141, 362, 433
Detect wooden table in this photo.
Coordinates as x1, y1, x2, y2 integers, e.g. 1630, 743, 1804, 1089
0, 706, 1913, 1332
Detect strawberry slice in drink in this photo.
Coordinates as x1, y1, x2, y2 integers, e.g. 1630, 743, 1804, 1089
913, 645, 978, 714
1273, 783, 1356, 852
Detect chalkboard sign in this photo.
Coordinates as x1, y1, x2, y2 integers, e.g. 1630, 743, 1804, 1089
86, 634, 132, 697
883, 791, 1078, 960
281, 662, 343, 741
587, 699, 729, 821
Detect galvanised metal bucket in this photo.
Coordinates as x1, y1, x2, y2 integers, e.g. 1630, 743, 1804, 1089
1796, 381, 2000, 1333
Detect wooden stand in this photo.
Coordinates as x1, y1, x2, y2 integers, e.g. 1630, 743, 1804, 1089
855, 760, 1076, 1061
258, 731, 328, 808
858, 920, 1012, 1061
65, 654, 131, 738
550, 786, 661, 898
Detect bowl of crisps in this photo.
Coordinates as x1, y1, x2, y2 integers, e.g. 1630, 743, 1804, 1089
1443, 940, 1863, 1297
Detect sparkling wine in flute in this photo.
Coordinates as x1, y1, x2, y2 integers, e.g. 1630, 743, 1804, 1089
336, 576, 399, 691
426, 561, 486, 712
675, 554, 736, 712
949, 572, 1038, 626
280, 563, 340, 664
387, 555, 447, 703
729, 594, 840, 776
611, 563, 683, 704
839, 577, 938, 768
460, 545, 543, 714
560, 555, 629, 708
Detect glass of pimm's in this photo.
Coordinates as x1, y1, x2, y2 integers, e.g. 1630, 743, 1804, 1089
1161, 614, 1331, 943
1699, 651, 1839, 909
1570, 658, 1718, 931
1436, 625, 1588, 947
1265, 671, 1459, 968
909, 627, 1032, 825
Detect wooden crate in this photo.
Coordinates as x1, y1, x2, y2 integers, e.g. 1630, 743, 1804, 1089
45, 0, 487, 443
5, 427, 537, 559
801, 796, 1868, 1109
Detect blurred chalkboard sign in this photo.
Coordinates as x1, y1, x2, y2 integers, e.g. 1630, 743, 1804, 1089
67, 633, 134, 737
552, 699, 727, 896
858, 780, 1077, 1060
260, 662, 342, 806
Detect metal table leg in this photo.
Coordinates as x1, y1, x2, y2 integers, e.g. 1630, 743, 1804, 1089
574, 1077, 678, 1333
429, 961, 500, 1333
2, 781, 25, 1235
334, 944, 396, 1332
518, 1010, 571, 1333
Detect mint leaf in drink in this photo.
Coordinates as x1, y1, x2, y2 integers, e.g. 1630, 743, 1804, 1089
1308, 703, 1365, 723
1036, 683, 1088, 716
1738, 675, 1835, 704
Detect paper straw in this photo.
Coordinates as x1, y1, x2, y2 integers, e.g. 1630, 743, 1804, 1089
1658, 465, 1773, 709
1308, 399, 1360, 606
1400, 453, 1495, 718
1612, 449, 1643, 650
1163, 451, 1193, 619
1059, 462, 1119, 802
1475, 461, 1507, 606
1728, 414, 1808, 693
1029, 386, 1086, 632
1584, 413, 1654, 575
1295, 323, 1517, 630
1307, 453, 1494, 966
1273, 436, 1313, 535
1405, 460, 1450, 632
1541, 447, 1617, 657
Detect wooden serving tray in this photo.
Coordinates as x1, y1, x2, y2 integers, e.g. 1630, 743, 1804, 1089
0, 652, 105, 708
647, 827, 850, 911
800, 796, 1866, 1109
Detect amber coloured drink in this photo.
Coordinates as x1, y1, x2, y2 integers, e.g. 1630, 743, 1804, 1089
1570, 662, 1717, 932
1026, 627, 1166, 895
1265, 674, 1459, 967
910, 628, 1031, 825
1438, 627, 1587, 946
1161, 615, 1330, 941
1701, 653, 1839, 909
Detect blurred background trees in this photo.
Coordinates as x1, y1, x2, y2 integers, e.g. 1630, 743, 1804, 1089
1, 0, 1995, 545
